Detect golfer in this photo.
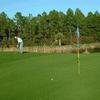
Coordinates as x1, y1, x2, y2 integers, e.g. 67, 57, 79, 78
15, 36, 23, 53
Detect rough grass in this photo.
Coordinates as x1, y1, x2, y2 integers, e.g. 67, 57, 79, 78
0, 52, 100, 100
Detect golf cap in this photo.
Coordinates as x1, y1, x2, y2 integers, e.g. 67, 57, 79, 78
15, 36, 17, 39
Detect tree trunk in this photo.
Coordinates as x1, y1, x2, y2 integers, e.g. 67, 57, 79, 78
58, 39, 61, 46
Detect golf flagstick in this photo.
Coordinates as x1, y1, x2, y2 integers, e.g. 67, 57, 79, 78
76, 27, 80, 75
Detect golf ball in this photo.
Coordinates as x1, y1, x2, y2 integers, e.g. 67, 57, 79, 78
51, 78, 53, 80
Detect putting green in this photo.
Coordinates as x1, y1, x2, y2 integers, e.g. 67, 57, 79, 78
0, 52, 100, 100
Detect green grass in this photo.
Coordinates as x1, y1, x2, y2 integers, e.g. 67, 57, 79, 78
0, 52, 100, 100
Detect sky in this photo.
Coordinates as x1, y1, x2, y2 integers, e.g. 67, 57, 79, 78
0, 0, 100, 18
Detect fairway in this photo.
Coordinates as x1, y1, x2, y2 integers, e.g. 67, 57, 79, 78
0, 52, 100, 100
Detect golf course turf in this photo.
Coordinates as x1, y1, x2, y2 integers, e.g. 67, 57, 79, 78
0, 52, 100, 100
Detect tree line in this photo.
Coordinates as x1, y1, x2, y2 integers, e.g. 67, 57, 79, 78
0, 8, 100, 47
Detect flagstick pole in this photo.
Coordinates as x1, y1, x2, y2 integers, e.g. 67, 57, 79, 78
77, 37, 80, 75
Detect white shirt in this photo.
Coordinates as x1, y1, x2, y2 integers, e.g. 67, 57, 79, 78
16, 37, 23, 43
